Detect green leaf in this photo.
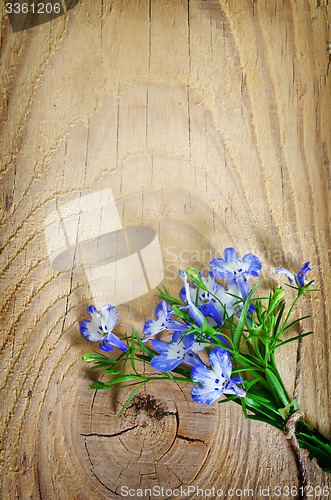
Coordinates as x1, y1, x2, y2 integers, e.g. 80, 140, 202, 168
277, 399, 298, 419
88, 381, 108, 389
241, 333, 282, 346
247, 414, 283, 430
118, 383, 146, 417
296, 432, 331, 473
233, 283, 259, 350
135, 354, 157, 364
280, 315, 310, 334
232, 366, 266, 375
104, 375, 143, 385
132, 327, 155, 358
246, 392, 270, 404
241, 397, 248, 418
204, 346, 211, 356
217, 395, 238, 404
130, 333, 138, 374
82, 352, 109, 363
270, 331, 313, 353
101, 369, 123, 375
173, 305, 195, 323
265, 369, 289, 407
82, 352, 119, 366
156, 286, 183, 306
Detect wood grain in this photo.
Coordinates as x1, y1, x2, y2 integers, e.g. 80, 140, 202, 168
0, 0, 330, 498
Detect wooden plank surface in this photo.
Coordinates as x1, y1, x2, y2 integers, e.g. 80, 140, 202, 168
0, 0, 330, 498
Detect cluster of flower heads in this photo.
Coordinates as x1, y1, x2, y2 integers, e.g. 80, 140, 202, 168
80, 248, 312, 404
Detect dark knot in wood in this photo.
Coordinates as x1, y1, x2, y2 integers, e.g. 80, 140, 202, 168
126, 393, 166, 421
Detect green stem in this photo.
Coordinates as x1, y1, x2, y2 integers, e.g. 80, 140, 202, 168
265, 369, 291, 407
269, 351, 292, 403
295, 418, 331, 473
278, 293, 301, 337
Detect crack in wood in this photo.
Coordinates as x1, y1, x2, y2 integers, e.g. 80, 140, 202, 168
177, 434, 206, 445
80, 425, 139, 439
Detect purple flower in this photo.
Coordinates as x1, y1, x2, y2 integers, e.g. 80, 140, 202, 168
210, 248, 261, 300
80, 305, 128, 352
150, 332, 205, 372
191, 348, 246, 404
142, 301, 190, 342
275, 262, 312, 288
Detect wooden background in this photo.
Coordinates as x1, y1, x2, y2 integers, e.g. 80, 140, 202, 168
0, 0, 330, 498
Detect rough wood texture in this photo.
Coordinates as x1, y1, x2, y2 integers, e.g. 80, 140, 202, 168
0, 0, 330, 498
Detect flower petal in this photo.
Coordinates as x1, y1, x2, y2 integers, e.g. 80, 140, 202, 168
275, 267, 296, 284
236, 274, 249, 301
242, 253, 262, 277
182, 333, 195, 350
209, 348, 232, 379
201, 301, 224, 326
223, 381, 246, 397
191, 364, 215, 384
179, 269, 205, 327
105, 332, 128, 352
80, 319, 103, 342
209, 258, 234, 279
297, 262, 311, 287
223, 247, 240, 264
191, 384, 223, 404
184, 351, 204, 367
142, 317, 166, 339
99, 339, 114, 352
172, 331, 183, 343
150, 354, 182, 372
151, 339, 172, 354
100, 304, 119, 333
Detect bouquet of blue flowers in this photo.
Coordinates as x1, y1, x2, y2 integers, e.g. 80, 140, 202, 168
80, 248, 331, 475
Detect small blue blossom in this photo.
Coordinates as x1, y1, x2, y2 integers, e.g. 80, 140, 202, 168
210, 248, 261, 300
150, 332, 205, 372
275, 262, 312, 288
180, 271, 229, 326
191, 348, 246, 404
179, 269, 206, 328
179, 271, 219, 305
142, 301, 190, 342
226, 279, 256, 317
80, 305, 128, 352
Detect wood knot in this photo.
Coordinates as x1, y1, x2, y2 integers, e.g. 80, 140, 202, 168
6, 195, 13, 212
128, 393, 165, 420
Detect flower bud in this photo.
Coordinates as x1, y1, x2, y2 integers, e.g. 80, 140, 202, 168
186, 267, 208, 290
270, 288, 285, 310
273, 288, 284, 303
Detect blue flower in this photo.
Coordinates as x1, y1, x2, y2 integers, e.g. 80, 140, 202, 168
179, 271, 219, 305
150, 332, 205, 372
191, 348, 246, 404
226, 279, 256, 317
275, 262, 312, 288
180, 271, 228, 326
80, 304, 128, 352
142, 301, 190, 342
179, 269, 206, 328
210, 248, 261, 300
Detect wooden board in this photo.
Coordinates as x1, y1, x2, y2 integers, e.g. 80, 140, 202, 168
0, 0, 330, 498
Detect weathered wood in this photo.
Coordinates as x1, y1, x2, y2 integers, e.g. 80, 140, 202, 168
0, 0, 330, 498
